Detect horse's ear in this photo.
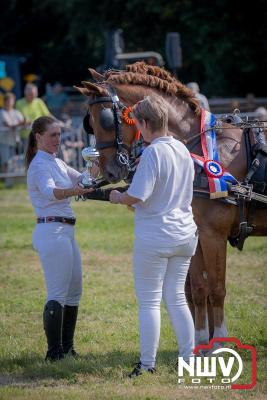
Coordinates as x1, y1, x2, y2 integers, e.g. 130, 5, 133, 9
81, 81, 108, 96
88, 68, 105, 82
73, 86, 91, 96
74, 82, 108, 97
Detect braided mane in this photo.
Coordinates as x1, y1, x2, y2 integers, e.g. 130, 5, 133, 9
104, 62, 200, 115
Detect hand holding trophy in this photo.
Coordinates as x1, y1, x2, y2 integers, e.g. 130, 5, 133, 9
80, 146, 100, 188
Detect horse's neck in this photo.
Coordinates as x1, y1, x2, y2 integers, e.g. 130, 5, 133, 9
166, 98, 200, 141
115, 84, 198, 141
164, 97, 246, 179
115, 84, 247, 179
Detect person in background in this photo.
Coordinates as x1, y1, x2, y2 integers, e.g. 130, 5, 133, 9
0, 92, 25, 129
254, 106, 267, 143
255, 107, 267, 123
0, 92, 26, 169
45, 82, 69, 119
110, 95, 198, 378
16, 83, 51, 122
26, 116, 98, 361
186, 82, 210, 111
16, 83, 51, 148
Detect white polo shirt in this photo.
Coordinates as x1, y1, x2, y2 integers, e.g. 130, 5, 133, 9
27, 150, 81, 218
127, 136, 197, 246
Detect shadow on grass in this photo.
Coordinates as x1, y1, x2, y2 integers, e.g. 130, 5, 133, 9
3, 347, 265, 385
0, 349, 177, 384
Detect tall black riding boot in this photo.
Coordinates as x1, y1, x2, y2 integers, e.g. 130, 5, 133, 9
43, 300, 64, 361
62, 305, 79, 356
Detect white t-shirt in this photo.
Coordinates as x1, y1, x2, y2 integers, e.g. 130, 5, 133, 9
127, 136, 197, 246
0, 108, 24, 128
27, 150, 81, 218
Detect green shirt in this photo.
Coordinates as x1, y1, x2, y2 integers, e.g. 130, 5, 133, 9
16, 98, 50, 138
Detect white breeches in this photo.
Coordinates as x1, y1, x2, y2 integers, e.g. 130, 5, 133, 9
133, 234, 198, 368
32, 223, 82, 307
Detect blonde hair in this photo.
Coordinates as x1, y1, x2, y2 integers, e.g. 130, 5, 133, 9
132, 95, 168, 132
4, 92, 16, 102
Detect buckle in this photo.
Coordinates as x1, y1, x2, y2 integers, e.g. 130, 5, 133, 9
111, 95, 119, 103
46, 217, 55, 222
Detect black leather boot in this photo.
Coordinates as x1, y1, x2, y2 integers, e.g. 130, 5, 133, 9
62, 305, 79, 356
43, 300, 64, 361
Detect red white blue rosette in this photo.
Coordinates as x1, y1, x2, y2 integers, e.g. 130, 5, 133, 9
190, 109, 237, 198
204, 160, 225, 178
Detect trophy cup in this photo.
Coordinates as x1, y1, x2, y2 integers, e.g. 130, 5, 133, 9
80, 146, 99, 188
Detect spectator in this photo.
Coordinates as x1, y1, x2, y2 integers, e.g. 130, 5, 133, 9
60, 128, 84, 167
186, 82, 210, 111
254, 107, 267, 143
16, 83, 51, 122
45, 82, 69, 119
255, 107, 267, 123
0, 92, 24, 129
0, 92, 25, 169
16, 83, 51, 148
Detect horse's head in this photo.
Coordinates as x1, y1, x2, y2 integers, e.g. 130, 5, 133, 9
76, 72, 139, 183
76, 63, 202, 182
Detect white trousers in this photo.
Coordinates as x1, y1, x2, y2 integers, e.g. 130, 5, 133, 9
32, 223, 82, 307
133, 234, 198, 368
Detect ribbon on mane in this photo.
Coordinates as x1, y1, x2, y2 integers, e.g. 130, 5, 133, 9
191, 109, 237, 199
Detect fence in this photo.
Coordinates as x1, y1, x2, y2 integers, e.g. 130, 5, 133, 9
208, 95, 267, 114
0, 121, 86, 186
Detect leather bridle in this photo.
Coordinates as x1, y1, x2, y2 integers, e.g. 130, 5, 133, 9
83, 85, 134, 169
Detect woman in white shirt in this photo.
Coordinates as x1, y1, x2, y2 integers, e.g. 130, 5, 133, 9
110, 95, 198, 377
26, 116, 94, 361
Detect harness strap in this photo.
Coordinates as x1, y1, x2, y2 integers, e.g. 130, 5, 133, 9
95, 140, 117, 150
88, 97, 114, 105
228, 197, 255, 251
243, 128, 252, 174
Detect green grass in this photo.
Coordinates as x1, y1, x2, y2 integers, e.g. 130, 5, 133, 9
0, 186, 266, 399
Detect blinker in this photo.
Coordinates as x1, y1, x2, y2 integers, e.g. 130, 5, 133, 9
99, 108, 115, 131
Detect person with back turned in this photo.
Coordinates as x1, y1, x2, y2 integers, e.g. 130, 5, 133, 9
110, 95, 198, 377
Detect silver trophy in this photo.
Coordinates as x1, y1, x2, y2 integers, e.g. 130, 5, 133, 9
80, 146, 99, 188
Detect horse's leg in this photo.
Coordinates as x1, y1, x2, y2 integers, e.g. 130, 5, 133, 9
186, 254, 215, 342
190, 243, 210, 345
185, 271, 195, 320
200, 232, 228, 341
191, 199, 237, 346
186, 245, 215, 342
207, 297, 214, 340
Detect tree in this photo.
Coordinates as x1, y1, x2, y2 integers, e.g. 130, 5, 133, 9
1, 0, 266, 96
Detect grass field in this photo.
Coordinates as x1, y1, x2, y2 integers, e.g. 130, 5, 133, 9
0, 185, 266, 400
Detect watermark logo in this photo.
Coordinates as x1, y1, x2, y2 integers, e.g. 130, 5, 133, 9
177, 337, 256, 390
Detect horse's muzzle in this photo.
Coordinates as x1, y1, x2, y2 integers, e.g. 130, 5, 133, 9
104, 160, 129, 183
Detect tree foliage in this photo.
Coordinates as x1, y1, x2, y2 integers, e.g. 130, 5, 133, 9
1, 0, 266, 96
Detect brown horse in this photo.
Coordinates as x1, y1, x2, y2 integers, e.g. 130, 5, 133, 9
76, 62, 267, 346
